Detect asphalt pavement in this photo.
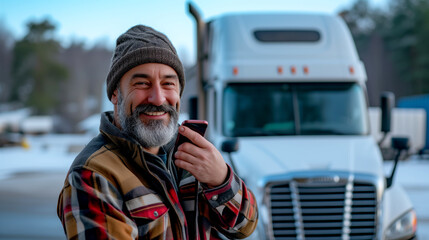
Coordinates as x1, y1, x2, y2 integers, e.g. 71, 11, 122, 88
0, 171, 66, 240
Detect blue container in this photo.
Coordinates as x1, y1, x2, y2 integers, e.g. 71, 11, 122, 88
397, 94, 429, 150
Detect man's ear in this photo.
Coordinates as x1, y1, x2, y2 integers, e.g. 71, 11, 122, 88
111, 89, 119, 105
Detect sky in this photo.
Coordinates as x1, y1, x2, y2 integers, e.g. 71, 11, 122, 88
0, 0, 388, 65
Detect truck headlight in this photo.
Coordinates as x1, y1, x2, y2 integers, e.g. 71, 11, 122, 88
385, 209, 417, 240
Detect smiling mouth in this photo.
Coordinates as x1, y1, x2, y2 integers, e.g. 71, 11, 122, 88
144, 111, 166, 116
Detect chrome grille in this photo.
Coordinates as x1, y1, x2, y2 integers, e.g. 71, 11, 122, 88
268, 179, 377, 240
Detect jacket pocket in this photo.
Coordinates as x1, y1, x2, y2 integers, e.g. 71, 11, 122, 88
126, 193, 169, 221
125, 193, 171, 238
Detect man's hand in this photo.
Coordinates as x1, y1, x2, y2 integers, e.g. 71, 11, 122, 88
174, 126, 228, 188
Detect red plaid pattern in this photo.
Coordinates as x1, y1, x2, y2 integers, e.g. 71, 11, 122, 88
57, 112, 258, 240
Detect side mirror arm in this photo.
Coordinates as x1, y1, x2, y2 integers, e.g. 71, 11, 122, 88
386, 137, 409, 188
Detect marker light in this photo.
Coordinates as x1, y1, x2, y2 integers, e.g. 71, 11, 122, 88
303, 66, 309, 74
233, 67, 239, 75
290, 66, 296, 74
349, 66, 355, 75
277, 66, 283, 75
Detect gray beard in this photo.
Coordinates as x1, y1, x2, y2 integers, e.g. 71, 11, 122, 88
117, 91, 178, 149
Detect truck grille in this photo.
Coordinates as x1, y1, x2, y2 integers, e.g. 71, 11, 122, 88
268, 179, 378, 240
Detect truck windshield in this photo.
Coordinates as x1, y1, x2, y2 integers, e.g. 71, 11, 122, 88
223, 82, 368, 137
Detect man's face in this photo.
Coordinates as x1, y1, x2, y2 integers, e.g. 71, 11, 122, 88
111, 63, 181, 148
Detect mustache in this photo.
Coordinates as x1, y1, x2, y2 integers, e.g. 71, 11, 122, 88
133, 104, 177, 116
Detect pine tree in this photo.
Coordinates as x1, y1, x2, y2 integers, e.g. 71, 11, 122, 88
11, 19, 68, 114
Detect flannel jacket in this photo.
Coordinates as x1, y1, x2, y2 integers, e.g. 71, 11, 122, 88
57, 112, 258, 239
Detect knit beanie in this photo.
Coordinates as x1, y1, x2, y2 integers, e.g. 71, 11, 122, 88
106, 25, 185, 100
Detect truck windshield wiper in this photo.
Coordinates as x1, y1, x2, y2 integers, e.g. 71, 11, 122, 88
300, 129, 350, 135
233, 129, 295, 137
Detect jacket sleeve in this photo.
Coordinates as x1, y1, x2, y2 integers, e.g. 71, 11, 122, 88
57, 168, 137, 239
201, 165, 258, 239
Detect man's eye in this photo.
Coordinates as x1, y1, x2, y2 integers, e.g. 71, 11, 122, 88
164, 81, 176, 86
135, 82, 149, 86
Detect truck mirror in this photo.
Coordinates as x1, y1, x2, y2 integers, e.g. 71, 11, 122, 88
386, 136, 409, 189
221, 138, 240, 153
380, 92, 395, 133
221, 138, 240, 176
391, 137, 410, 151
188, 96, 198, 120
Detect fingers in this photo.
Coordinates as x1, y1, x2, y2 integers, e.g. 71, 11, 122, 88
174, 158, 195, 174
175, 125, 228, 187
178, 126, 209, 148
174, 143, 202, 164
174, 147, 208, 181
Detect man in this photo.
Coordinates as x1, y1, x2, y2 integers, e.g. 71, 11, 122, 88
57, 25, 258, 239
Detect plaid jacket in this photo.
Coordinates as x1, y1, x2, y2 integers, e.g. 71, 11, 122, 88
57, 112, 258, 239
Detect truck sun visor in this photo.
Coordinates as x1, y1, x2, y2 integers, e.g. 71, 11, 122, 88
253, 30, 321, 42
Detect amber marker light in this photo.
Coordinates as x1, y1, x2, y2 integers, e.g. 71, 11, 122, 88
233, 67, 239, 75
303, 66, 309, 74
277, 66, 283, 75
349, 66, 355, 75
290, 66, 296, 74
412, 210, 418, 232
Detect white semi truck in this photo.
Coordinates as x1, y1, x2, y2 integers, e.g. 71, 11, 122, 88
187, 3, 417, 240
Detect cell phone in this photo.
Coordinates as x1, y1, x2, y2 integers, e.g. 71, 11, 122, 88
173, 120, 208, 159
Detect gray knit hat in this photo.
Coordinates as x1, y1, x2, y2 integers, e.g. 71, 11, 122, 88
106, 25, 185, 100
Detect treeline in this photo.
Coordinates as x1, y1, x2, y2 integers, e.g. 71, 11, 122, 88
0, 19, 112, 132
340, 0, 429, 104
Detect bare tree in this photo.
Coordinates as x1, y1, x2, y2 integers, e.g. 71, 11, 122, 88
56, 41, 112, 132
0, 21, 14, 104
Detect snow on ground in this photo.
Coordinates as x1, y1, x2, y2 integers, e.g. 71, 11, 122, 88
0, 134, 93, 180
0, 133, 428, 238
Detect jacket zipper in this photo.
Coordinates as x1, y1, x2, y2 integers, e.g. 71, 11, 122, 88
139, 148, 186, 239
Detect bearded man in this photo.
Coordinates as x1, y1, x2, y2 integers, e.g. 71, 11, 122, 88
57, 25, 258, 240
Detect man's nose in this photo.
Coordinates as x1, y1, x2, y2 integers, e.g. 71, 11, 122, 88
147, 85, 166, 106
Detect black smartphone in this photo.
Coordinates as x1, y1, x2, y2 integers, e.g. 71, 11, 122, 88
173, 120, 208, 159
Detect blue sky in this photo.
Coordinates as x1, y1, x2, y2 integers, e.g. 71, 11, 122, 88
0, 0, 387, 65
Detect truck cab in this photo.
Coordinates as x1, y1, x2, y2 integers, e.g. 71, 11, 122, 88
188, 5, 416, 239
